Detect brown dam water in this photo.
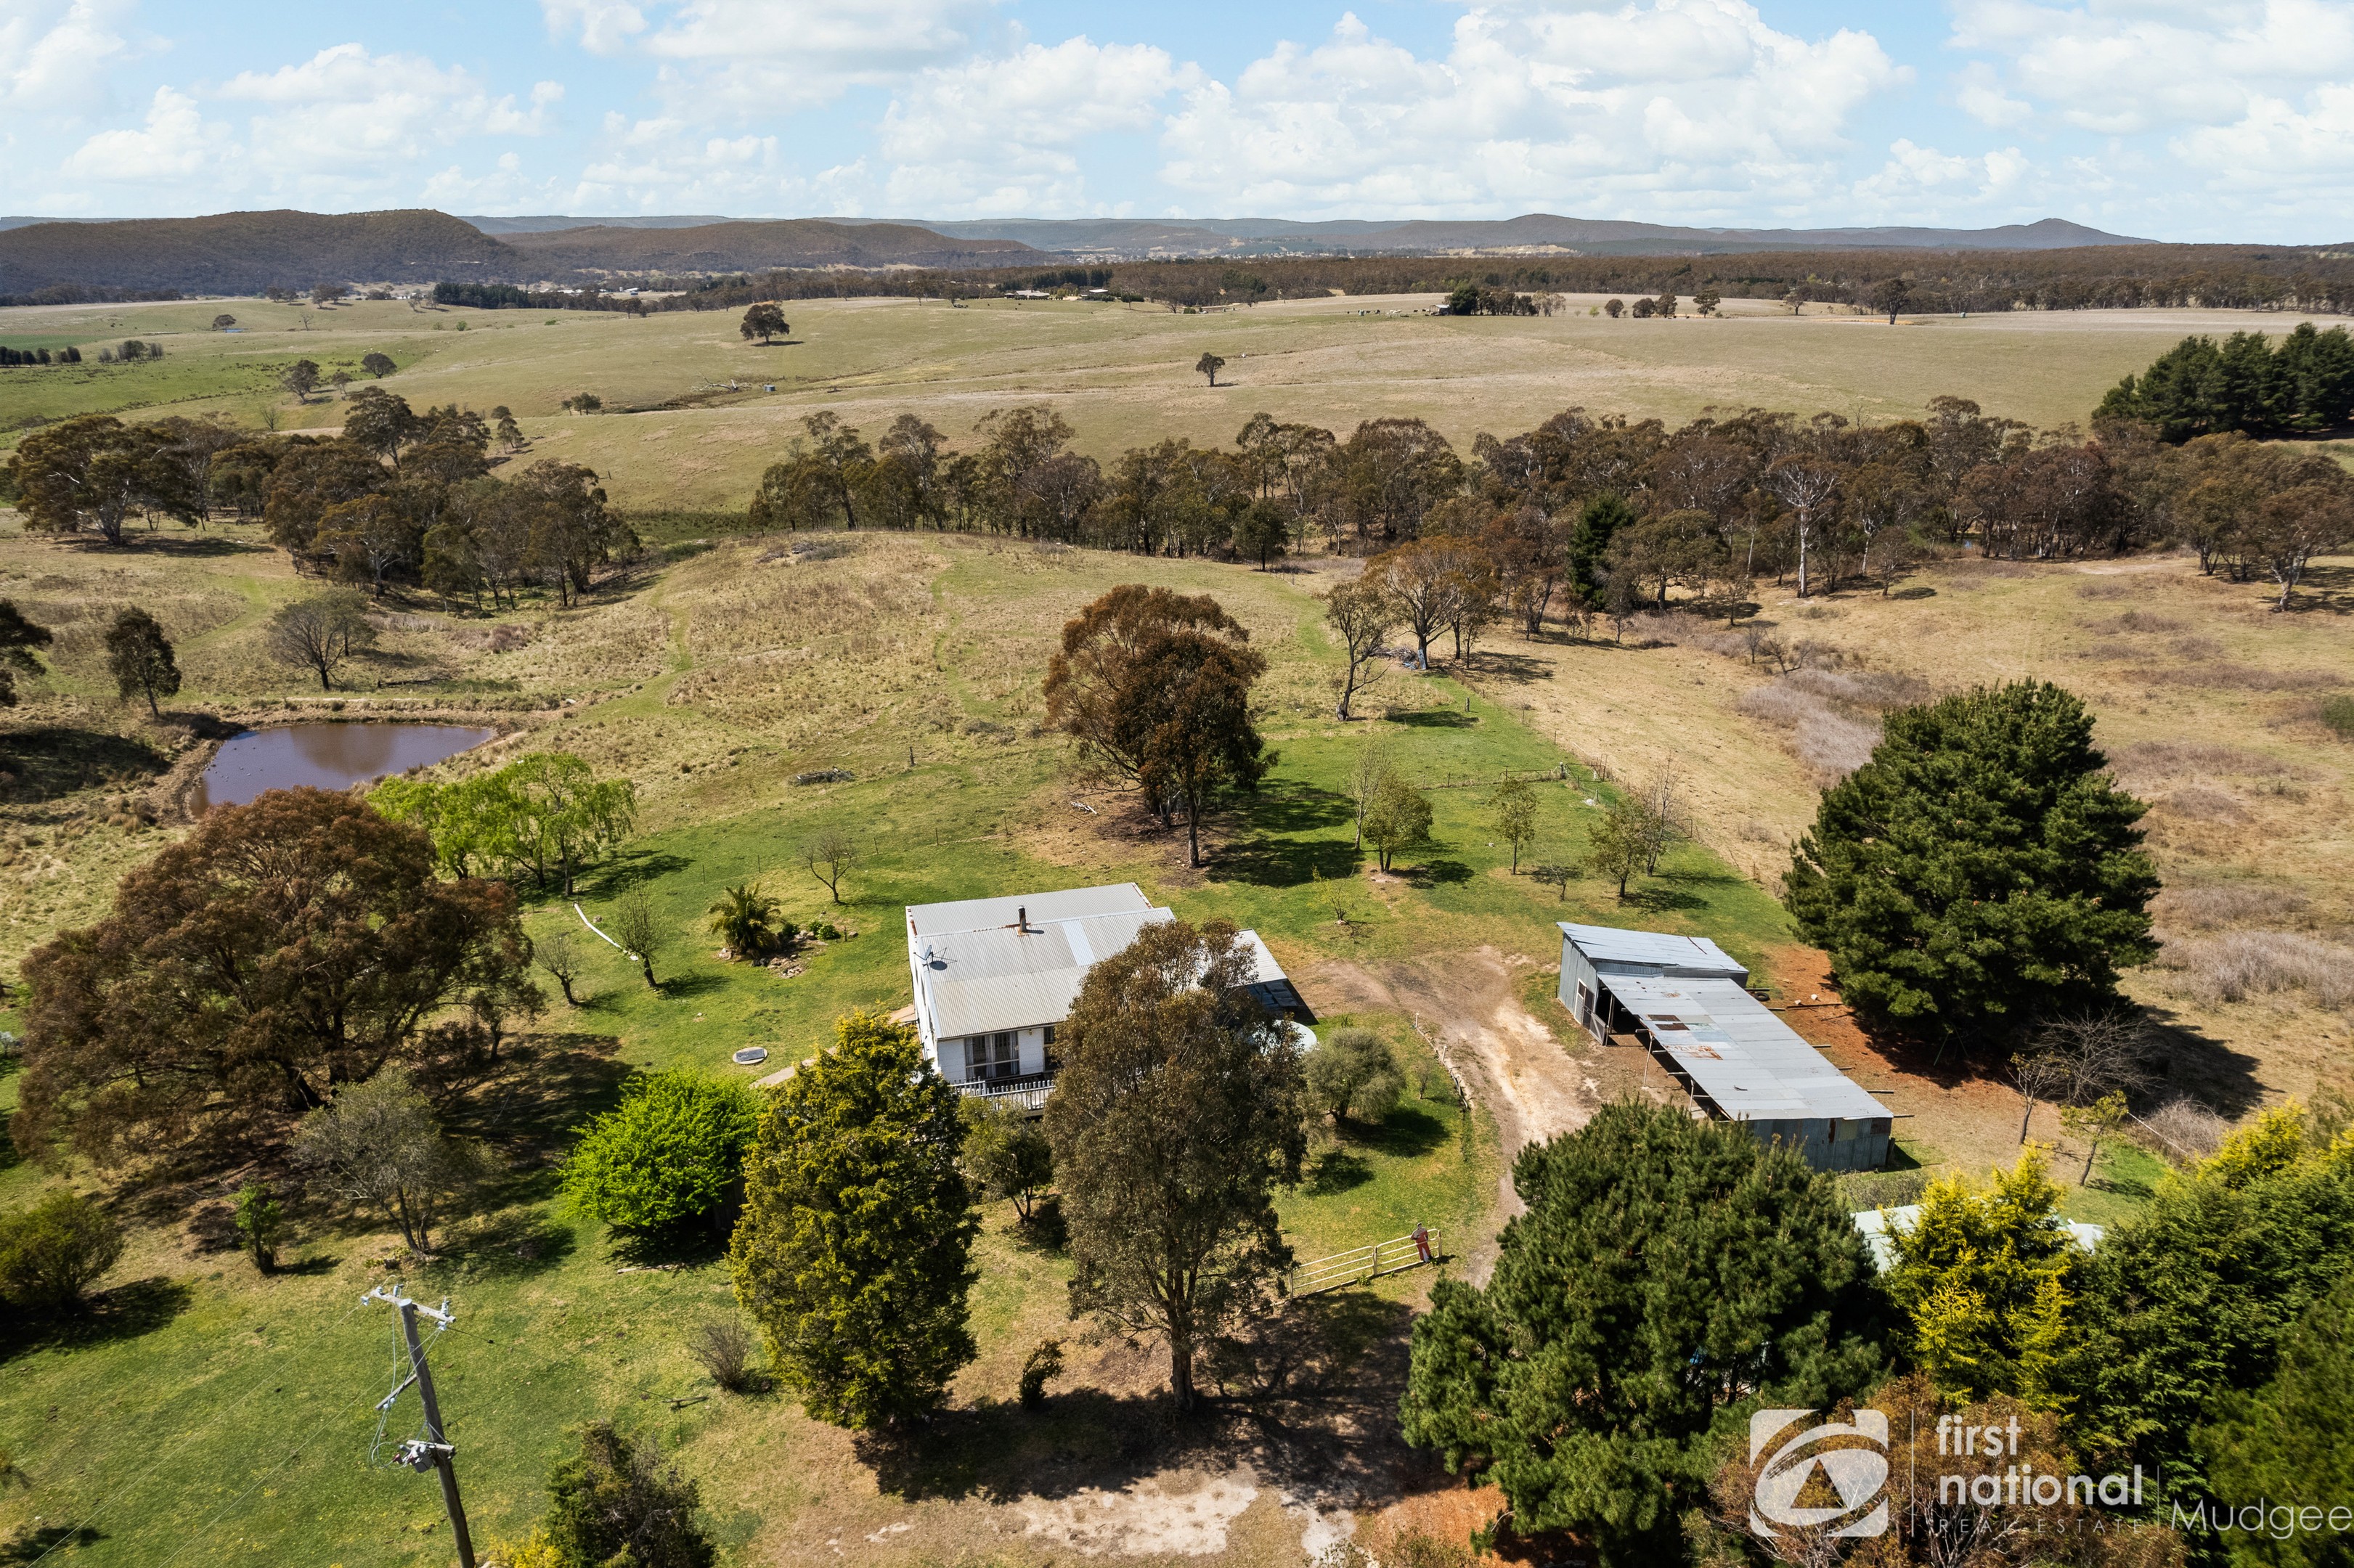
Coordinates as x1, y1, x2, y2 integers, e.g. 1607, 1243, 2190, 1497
192, 722, 496, 812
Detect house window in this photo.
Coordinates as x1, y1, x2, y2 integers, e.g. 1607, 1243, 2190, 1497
972, 1032, 1017, 1082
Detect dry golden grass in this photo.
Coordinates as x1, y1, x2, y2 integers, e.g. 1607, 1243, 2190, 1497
1474, 551, 2354, 1137
11, 292, 2354, 512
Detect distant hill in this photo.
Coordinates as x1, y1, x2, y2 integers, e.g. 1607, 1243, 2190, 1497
499, 219, 1048, 275
866, 213, 2152, 258
460, 214, 732, 234
0, 209, 516, 295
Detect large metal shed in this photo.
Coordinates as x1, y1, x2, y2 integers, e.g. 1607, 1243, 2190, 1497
1557, 922, 1891, 1172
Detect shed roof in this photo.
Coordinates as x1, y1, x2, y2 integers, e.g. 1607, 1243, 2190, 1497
1852, 1205, 2103, 1273
1558, 922, 1747, 979
908, 883, 1153, 939
1607, 973, 1886, 1123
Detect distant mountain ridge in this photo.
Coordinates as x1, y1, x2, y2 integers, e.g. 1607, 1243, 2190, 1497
0, 210, 1048, 295
0, 206, 2194, 298
499, 219, 1045, 274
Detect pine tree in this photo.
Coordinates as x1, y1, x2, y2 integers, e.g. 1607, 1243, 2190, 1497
729, 1010, 977, 1429
1400, 1102, 1886, 1564
1785, 681, 2158, 1048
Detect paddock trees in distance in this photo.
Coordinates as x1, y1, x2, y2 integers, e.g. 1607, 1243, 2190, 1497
1400, 1102, 1886, 1565
104, 606, 179, 717
13, 788, 537, 1169
1786, 681, 2159, 1050
739, 303, 789, 343
361, 351, 396, 377
1044, 920, 1304, 1410
1195, 351, 1226, 387
0, 599, 54, 708
8, 413, 201, 546
730, 1010, 977, 1430
280, 358, 321, 401
263, 589, 375, 690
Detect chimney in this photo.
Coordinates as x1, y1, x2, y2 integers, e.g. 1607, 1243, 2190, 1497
1017, 905, 1027, 932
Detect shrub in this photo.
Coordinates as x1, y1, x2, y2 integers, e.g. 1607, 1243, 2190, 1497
0, 1192, 124, 1310
542, 1423, 715, 1568
2159, 930, 2354, 1008
563, 1071, 761, 1231
234, 1180, 283, 1273
2322, 693, 2354, 740
706, 881, 789, 959
960, 1097, 1055, 1222
1303, 1027, 1406, 1125
1019, 1339, 1064, 1409
688, 1317, 762, 1392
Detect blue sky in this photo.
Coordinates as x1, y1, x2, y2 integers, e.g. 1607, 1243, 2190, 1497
4, 0, 2350, 240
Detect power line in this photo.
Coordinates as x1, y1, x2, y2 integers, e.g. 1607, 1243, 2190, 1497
363, 1283, 478, 1568
18, 1294, 378, 1568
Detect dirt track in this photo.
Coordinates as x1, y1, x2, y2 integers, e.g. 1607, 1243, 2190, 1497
1300, 945, 1667, 1275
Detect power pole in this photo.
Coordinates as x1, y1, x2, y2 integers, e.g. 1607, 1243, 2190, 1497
364, 1284, 478, 1568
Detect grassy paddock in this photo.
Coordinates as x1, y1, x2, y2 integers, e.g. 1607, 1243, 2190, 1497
9, 293, 2353, 510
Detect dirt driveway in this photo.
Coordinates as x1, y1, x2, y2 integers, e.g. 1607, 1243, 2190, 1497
1300, 945, 1667, 1273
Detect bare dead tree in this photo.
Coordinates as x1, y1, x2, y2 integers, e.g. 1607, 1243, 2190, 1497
802, 828, 859, 906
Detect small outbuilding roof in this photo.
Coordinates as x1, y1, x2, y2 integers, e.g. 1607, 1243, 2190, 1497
1852, 1204, 2103, 1272
1605, 972, 1886, 1124
1557, 922, 1747, 978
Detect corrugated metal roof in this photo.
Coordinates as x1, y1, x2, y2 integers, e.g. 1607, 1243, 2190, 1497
1557, 922, 1747, 978
1608, 973, 1886, 1122
919, 907, 1174, 1039
907, 883, 1153, 938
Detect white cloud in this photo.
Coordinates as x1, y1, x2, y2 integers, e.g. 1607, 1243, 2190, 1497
220, 44, 561, 194
2172, 83, 2354, 188
1947, 0, 2354, 135
879, 36, 1198, 214
0, 0, 129, 111
1157, 3, 1907, 220
549, 109, 868, 212
1849, 137, 2032, 215
542, 0, 646, 54
630, 0, 993, 115
61, 83, 229, 180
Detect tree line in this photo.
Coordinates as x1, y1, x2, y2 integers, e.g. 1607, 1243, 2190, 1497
2096, 322, 2354, 438
469, 243, 2354, 318
4, 393, 634, 608
742, 391, 2353, 626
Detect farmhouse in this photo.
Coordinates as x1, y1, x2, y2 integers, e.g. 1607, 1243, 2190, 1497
1556, 922, 1891, 1172
906, 883, 1313, 1111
